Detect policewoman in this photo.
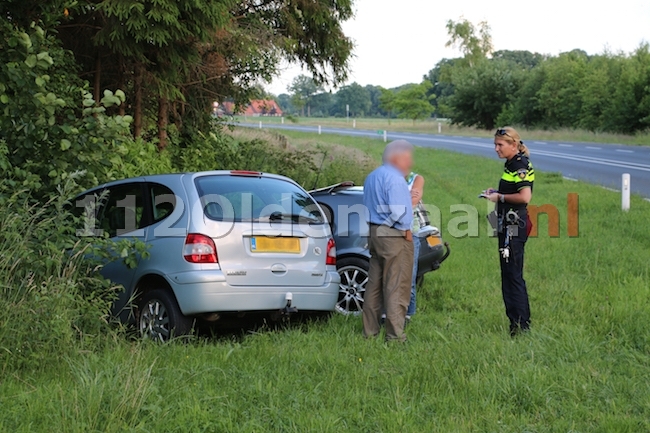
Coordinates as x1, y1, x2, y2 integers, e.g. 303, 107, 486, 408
486, 127, 534, 336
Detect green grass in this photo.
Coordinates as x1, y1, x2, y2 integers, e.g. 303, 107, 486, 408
2, 132, 650, 432
236, 116, 650, 147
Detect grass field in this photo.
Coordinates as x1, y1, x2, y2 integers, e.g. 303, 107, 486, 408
2, 131, 650, 432
236, 116, 650, 147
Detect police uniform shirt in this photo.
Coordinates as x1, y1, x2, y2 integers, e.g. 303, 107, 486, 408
497, 153, 534, 212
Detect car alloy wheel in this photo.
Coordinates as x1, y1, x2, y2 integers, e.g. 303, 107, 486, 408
336, 257, 369, 315
139, 298, 170, 342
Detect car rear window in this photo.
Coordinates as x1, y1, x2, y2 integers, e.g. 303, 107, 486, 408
195, 175, 324, 224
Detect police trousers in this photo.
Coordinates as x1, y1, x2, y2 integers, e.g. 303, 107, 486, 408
498, 224, 530, 331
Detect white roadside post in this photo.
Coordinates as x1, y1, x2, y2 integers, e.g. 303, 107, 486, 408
281, 117, 284, 124
318, 125, 322, 135
438, 122, 442, 134
383, 130, 387, 143
353, 119, 356, 128
622, 173, 631, 211
258, 121, 262, 129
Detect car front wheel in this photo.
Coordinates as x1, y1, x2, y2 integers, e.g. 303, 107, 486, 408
138, 289, 193, 342
336, 257, 369, 315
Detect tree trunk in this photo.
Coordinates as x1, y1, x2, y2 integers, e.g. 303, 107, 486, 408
171, 102, 182, 131
307, 104, 310, 117
133, 63, 143, 138
157, 96, 169, 151
93, 54, 101, 104
117, 58, 126, 116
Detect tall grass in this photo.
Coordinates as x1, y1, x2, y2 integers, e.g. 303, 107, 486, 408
0, 182, 118, 373
1, 132, 649, 432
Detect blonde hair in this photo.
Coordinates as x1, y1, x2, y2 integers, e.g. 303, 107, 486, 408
496, 126, 529, 157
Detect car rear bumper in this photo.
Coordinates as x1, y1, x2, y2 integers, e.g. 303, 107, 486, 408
167, 270, 340, 315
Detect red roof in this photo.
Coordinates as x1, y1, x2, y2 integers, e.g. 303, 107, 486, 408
219, 100, 283, 116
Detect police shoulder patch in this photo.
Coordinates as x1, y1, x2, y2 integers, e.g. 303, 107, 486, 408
517, 168, 528, 179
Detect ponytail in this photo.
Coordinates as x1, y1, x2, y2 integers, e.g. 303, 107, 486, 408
518, 141, 530, 157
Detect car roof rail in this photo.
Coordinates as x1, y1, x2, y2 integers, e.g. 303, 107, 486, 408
309, 181, 356, 194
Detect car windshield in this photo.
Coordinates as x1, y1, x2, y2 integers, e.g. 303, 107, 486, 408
195, 175, 324, 224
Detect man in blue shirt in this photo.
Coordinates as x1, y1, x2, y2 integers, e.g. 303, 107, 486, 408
362, 140, 414, 342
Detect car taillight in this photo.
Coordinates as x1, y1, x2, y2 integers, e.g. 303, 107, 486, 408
326, 238, 336, 266
183, 233, 218, 263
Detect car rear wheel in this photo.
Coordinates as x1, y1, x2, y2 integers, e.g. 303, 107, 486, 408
336, 257, 369, 315
138, 289, 193, 342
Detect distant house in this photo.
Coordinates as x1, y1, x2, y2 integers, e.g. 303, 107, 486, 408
217, 100, 283, 117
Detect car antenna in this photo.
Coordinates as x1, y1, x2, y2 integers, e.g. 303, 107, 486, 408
311, 150, 328, 191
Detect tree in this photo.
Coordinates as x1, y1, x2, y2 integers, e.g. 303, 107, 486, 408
445, 18, 493, 67
331, 83, 371, 117
447, 60, 518, 130
534, 51, 589, 128
288, 75, 321, 117
379, 87, 396, 122
492, 50, 545, 69
364, 85, 384, 117
51, 0, 354, 148
392, 82, 435, 124
276, 93, 295, 114
310, 92, 334, 117
423, 58, 459, 117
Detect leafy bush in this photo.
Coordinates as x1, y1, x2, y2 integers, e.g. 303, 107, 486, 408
0, 22, 138, 198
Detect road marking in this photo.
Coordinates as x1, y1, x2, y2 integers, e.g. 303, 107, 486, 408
414, 137, 650, 172
616, 149, 634, 153
534, 141, 547, 145
601, 186, 619, 192
558, 144, 573, 147
252, 124, 650, 173
586, 146, 601, 150
563, 176, 578, 182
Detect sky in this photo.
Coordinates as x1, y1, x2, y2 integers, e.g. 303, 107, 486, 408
267, 0, 650, 95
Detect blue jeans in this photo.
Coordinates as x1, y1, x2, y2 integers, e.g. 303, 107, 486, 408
407, 236, 420, 316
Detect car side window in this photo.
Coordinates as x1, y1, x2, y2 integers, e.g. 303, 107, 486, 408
317, 202, 334, 226
98, 183, 145, 238
150, 183, 176, 223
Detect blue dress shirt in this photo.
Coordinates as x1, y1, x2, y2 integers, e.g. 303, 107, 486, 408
363, 164, 413, 231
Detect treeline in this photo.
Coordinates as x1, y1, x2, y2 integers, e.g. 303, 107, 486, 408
277, 79, 387, 118
279, 18, 650, 135
429, 46, 650, 132
277, 77, 434, 123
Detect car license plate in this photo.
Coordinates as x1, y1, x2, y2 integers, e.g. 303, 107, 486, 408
426, 235, 442, 247
250, 237, 300, 253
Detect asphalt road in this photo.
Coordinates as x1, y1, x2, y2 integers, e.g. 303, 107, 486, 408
241, 123, 650, 198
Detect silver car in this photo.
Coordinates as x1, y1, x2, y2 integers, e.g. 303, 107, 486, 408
75, 171, 340, 341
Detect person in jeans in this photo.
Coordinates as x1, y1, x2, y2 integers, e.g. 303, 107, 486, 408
362, 140, 414, 342
405, 171, 425, 322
